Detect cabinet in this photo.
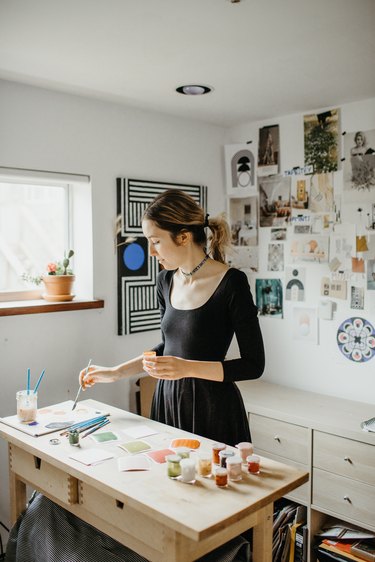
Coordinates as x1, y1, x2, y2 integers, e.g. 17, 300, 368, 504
237, 380, 375, 561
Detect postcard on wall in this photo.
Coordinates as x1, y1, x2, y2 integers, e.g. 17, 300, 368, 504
227, 245, 259, 273
290, 234, 329, 263
310, 212, 335, 234
367, 259, 375, 290
259, 175, 291, 227
292, 307, 318, 344
343, 129, 375, 202
309, 173, 335, 213
255, 278, 283, 318
291, 175, 309, 210
329, 225, 356, 270
258, 125, 280, 177
291, 210, 311, 235
350, 286, 364, 310
267, 243, 284, 272
285, 266, 306, 301
365, 233, 375, 260
352, 257, 365, 273
224, 143, 257, 196
304, 108, 339, 174
270, 227, 287, 241
229, 196, 258, 247
321, 276, 347, 300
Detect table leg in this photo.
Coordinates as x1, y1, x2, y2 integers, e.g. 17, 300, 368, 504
9, 443, 27, 524
252, 502, 273, 562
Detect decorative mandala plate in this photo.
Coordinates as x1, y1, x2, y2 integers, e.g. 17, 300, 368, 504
337, 317, 375, 362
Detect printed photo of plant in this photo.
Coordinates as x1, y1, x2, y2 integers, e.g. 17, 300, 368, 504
304, 108, 339, 173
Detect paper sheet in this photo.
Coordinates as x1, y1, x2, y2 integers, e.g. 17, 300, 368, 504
69, 448, 114, 466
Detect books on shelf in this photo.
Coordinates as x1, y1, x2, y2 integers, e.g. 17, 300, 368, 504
351, 540, 375, 562
316, 527, 375, 541
319, 540, 363, 562
273, 502, 307, 562
315, 531, 375, 562
295, 523, 308, 562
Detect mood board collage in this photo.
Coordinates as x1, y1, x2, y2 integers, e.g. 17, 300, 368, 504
225, 109, 375, 362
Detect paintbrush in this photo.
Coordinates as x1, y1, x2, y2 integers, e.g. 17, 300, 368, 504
81, 418, 110, 439
72, 358, 92, 411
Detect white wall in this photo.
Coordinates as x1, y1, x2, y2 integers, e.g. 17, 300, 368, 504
225, 97, 375, 403
1, 78, 375, 538
0, 79, 226, 530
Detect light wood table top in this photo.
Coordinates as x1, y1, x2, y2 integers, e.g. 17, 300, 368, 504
1, 398, 308, 562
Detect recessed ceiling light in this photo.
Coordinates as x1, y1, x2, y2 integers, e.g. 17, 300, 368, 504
176, 85, 212, 96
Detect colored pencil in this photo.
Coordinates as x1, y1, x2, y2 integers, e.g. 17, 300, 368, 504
27, 368, 31, 395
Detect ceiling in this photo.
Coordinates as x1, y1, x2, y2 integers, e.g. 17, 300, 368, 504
0, 0, 374, 128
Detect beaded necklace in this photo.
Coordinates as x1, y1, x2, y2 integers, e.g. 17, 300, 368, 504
180, 254, 209, 277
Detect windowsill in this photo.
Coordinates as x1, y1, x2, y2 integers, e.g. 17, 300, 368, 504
0, 298, 105, 317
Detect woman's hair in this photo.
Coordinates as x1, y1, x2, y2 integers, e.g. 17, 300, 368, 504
143, 189, 231, 263
354, 131, 366, 145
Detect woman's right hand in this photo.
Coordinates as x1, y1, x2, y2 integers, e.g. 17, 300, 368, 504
79, 365, 120, 389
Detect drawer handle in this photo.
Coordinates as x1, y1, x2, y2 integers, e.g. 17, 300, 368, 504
274, 435, 281, 443
116, 500, 124, 510
344, 456, 352, 464
34, 456, 42, 470
343, 495, 352, 503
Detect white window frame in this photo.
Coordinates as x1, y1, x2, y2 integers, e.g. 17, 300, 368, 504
0, 166, 93, 303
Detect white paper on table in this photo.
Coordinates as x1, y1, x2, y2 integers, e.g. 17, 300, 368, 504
69, 448, 114, 466
118, 455, 150, 472
122, 425, 158, 439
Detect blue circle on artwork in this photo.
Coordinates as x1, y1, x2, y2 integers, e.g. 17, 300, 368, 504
123, 243, 145, 271
337, 317, 375, 363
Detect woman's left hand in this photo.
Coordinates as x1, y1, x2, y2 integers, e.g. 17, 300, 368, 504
142, 355, 190, 380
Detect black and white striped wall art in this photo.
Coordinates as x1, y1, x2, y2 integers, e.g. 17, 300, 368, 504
116, 178, 207, 335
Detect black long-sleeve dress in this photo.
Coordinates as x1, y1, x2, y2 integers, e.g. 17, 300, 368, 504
151, 267, 265, 446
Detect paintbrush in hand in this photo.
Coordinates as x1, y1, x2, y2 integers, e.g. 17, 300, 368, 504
72, 358, 92, 411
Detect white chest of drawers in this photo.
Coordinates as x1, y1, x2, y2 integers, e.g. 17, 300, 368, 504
237, 380, 375, 561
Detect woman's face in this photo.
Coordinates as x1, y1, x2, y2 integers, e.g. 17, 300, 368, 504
142, 219, 183, 270
355, 134, 364, 146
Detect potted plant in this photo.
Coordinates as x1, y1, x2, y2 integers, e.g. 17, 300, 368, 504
22, 250, 75, 302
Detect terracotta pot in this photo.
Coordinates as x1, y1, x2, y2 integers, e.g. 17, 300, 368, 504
42, 275, 75, 302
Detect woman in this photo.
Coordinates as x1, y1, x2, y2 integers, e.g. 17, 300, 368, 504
80, 189, 265, 445
350, 131, 366, 160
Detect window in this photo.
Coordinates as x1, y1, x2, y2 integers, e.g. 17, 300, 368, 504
0, 167, 93, 303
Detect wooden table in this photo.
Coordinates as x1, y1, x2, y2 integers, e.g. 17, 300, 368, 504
0, 399, 308, 562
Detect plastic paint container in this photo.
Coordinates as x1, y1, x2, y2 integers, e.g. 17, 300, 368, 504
219, 449, 235, 468
246, 454, 261, 474
212, 442, 226, 465
235, 441, 254, 463
226, 456, 242, 481
214, 467, 228, 488
68, 429, 80, 446
174, 447, 190, 459
166, 454, 182, 478
179, 458, 196, 484
197, 452, 212, 478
